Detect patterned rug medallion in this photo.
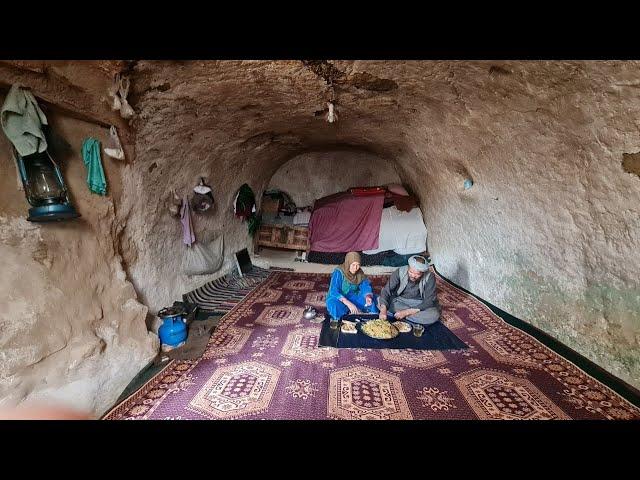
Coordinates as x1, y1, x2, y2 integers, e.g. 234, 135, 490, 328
104, 271, 640, 420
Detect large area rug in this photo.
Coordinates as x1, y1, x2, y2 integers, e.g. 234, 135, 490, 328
104, 270, 640, 420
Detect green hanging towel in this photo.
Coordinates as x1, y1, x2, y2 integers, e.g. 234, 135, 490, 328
81, 137, 107, 195
1, 84, 49, 156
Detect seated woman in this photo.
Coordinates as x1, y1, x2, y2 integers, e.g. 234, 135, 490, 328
326, 252, 380, 320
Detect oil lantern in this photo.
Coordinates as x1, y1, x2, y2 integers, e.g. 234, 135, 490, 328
13, 147, 80, 222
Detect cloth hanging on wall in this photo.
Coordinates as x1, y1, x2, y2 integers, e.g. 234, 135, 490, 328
182, 235, 224, 275
234, 183, 256, 220
233, 184, 260, 236
81, 138, 107, 195
180, 195, 196, 247
1, 84, 49, 157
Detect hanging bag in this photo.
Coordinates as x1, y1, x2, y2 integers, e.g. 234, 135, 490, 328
118, 75, 135, 119
108, 74, 122, 111
103, 125, 125, 160
182, 235, 224, 276
191, 177, 214, 212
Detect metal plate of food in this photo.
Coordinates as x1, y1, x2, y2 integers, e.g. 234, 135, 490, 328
391, 321, 412, 333
341, 320, 357, 334
361, 319, 399, 339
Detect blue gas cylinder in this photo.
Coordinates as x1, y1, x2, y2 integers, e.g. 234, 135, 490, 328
158, 307, 188, 348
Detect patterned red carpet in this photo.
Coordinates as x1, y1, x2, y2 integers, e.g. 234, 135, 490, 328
104, 270, 640, 420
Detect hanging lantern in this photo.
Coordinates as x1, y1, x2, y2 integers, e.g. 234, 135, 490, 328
13, 147, 80, 222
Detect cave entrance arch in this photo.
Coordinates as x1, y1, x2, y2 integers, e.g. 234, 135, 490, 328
254, 146, 428, 268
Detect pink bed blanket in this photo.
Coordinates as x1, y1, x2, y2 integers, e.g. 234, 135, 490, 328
308, 192, 385, 252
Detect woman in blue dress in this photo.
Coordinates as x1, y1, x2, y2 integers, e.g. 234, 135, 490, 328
326, 252, 380, 320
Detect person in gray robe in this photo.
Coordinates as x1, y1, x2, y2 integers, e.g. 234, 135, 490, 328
378, 255, 441, 325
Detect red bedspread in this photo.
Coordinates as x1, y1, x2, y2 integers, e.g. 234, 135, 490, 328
308, 192, 385, 252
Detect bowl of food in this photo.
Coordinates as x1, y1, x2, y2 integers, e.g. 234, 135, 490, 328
361, 319, 399, 340
391, 321, 412, 333
341, 320, 357, 334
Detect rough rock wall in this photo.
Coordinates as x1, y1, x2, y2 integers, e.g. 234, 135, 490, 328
1, 59, 636, 412
267, 150, 400, 207
392, 62, 640, 388
125, 60, 639, 389
123, 61, 408, 315
0, 95, 157, 416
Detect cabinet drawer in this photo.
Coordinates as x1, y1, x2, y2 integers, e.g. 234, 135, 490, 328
257, 228, 272, 243
256, 224, 309, 250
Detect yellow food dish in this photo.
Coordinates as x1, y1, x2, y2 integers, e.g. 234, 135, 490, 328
361, 319, 399, 339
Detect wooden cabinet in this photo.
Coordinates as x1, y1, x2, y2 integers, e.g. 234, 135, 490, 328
255, 224, 309, 252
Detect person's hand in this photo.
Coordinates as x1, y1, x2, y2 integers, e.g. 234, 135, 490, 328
378, 311, 387, 321
395, 310, 409, 320
345, 301, 360, 315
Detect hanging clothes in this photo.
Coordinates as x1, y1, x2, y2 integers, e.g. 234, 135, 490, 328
234, 183, 260, 235
180, 195, 196, 247
1, 84, 49, 156
234, 183, 256, 220
81, 138, 107, 195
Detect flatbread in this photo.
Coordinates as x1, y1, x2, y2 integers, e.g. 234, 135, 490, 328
341, 321, 357, 334
392, 321, 412, 333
